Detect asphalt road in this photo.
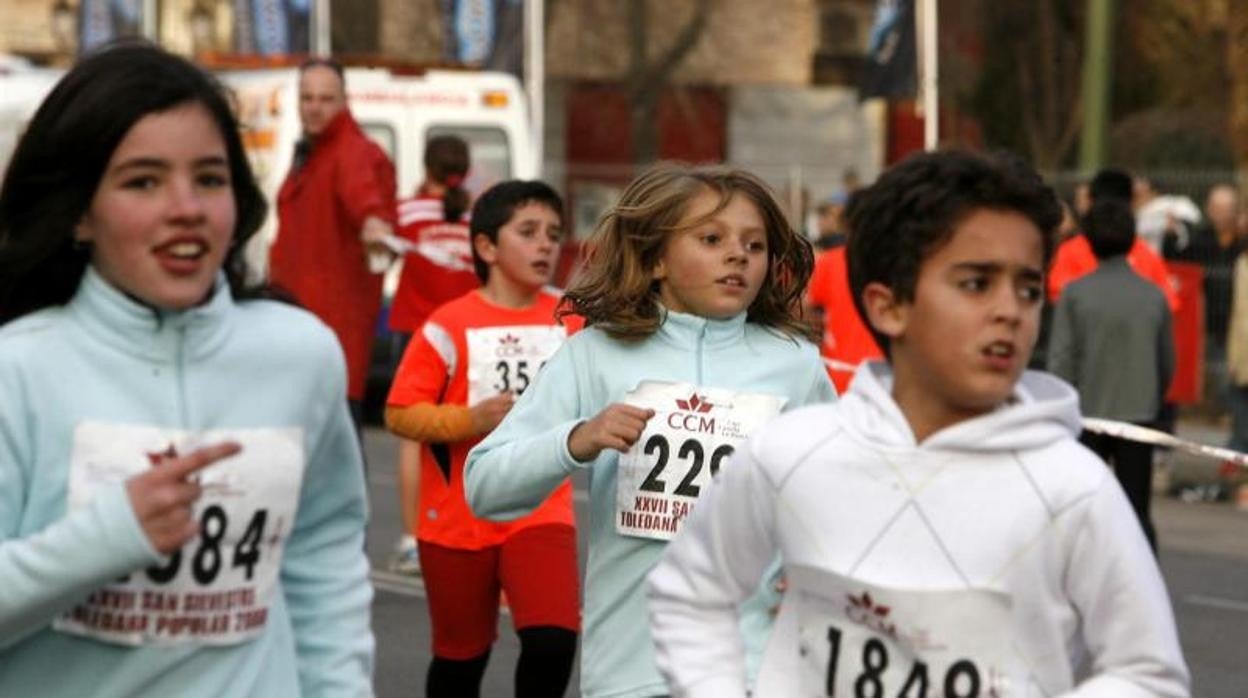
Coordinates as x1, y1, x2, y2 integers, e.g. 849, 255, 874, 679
359, 427, 1248, 698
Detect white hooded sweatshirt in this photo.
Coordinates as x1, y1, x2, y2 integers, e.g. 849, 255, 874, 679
647, 362, 1189, 698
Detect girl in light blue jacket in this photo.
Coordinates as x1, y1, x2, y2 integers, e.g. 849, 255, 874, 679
465, 164, 835, 698
0, 44, 372, 697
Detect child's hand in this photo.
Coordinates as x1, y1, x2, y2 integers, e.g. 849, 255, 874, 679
471, 392, 516, 435
126, 441, 241, 555
567, 404, 655, 462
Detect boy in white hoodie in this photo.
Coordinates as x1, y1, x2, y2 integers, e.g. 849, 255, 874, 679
646, 150, 1190, 697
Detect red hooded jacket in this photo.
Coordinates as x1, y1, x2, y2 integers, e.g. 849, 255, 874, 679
270, 109, 397, 400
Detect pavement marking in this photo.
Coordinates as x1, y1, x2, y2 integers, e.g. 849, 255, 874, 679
371, 569, 425, 597
1185, 594, 1248, 614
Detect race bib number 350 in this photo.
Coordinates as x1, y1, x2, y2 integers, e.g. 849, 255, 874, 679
789, 566, 1027, 698
52, 422, 305, 647
465, 325, 567, 406
615, 381, 784, 541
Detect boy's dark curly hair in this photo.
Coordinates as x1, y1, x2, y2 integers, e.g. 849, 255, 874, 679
1083, 198, 1136, 260
845, 150, 1062, 355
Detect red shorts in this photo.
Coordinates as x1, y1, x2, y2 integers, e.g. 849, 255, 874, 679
419, 524, 580, 659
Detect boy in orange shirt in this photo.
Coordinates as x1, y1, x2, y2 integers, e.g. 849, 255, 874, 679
385, 180, 580, 697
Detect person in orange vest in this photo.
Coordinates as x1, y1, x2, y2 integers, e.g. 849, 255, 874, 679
1049, 169, 1182, 436
805, 193, 883, 394
1047, 170, 1179, 313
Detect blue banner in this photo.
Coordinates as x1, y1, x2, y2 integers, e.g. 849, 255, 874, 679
444, 0, 495, 64
78, 0, 141, 52
233, 0, 310, 55
859, 0, 917, 100
442, 0, 524, 78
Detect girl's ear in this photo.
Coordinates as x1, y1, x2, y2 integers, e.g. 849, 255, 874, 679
861, 281, 908, 340
652, 257, 667, 282
74, 216, 93, 243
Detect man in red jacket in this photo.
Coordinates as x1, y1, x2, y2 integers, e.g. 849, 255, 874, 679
269, 58, 398, 427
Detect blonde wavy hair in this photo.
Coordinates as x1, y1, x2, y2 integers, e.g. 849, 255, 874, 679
561, 163, 816, 341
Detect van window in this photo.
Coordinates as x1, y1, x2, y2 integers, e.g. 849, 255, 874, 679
426, 125, 511, 197
360, 122, 397, 159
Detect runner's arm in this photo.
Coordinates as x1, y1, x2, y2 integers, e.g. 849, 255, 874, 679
464, 341, 584, 521
646, 431, 781, 698
385, 403, 474, 443
385, 320, 461, 441
0, 377, 161, 647
280, 357, 373, 696
0, 484, 160, 648
1063, 475, 1189, 696
1158, 301, 1176, 399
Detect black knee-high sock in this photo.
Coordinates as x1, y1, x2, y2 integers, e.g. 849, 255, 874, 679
515, 626, 578, 698
427, 650, 491, 698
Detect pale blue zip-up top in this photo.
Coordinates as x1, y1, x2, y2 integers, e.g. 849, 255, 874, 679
0, 268, 373, 697
465, 309, 835, 698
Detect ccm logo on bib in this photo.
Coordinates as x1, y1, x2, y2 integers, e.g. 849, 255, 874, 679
669, 393, 716, 433
495, 333, 545, 359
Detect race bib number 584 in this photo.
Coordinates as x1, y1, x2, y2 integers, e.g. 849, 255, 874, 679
615, 381, 784, 541
789, 566, 1027, 697
52, 422, 304, 647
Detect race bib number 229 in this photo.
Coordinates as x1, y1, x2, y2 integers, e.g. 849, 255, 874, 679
614, 381, 784, 541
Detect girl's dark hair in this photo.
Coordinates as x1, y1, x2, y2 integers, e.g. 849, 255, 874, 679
469, 179, 564, 283
0, 41, 267, 323
424, 135, 470, 222
845, 149, 1062, 356
562, 163, 816, 342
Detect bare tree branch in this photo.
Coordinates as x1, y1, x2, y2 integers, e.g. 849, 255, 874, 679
1016, 47, 1044, 166
625, 0, 712, 164
628, 0, 710, 101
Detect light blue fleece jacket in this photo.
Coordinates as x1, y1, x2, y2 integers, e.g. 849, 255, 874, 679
465, 309, 836, 698
0, 268, 373, 697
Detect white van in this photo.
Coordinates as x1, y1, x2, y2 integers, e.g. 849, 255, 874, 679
219, 66, 537, 414
0, 63, 62, 176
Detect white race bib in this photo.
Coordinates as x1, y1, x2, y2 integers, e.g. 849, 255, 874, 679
465, 325, 567, 406
52, 422, 305, 647
615, 381, 785, 541
789, 565, 1028, 697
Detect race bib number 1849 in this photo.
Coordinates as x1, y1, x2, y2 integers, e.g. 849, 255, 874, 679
614, 381, 784, 541
52, 422, 304, 647
789, 566, 1027, 698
